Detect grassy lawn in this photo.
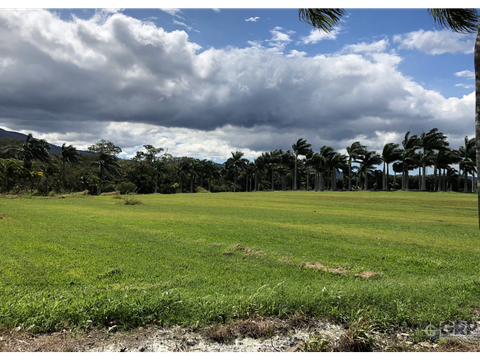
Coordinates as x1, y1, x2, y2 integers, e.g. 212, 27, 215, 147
0, 191, 479, 333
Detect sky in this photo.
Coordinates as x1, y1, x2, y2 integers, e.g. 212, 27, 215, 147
0, 3, 477, 165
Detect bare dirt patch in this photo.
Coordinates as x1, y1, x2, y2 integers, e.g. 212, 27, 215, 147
2, 320, 480, 352
300, 262, 381, 278
300, 262, 348, 275
355, 271, 381, 279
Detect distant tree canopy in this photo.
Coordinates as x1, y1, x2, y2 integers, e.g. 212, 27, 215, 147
0, 127, 476, 195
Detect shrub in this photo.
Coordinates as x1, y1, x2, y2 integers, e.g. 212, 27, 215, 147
102, 183, 117, 193
195, 186, 210, 193
123, 193, 142, 205
118, 181, 137, 195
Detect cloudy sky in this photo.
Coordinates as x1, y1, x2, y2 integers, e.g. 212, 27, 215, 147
0, 3, 477, 163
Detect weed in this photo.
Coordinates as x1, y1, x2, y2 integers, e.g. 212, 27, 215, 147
301, 335, 333, 352
123, 193, 142, 205
337, 318, 375, 352
205, 324, 233, 342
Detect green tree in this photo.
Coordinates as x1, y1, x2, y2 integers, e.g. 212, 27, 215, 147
358, 149, 382, 190
400, 132, 420, 191
59, 143, 81, 189
346, 141, 366, 191
459, 136, 477, 192
227, 151, 245, 192
292, 138, 311, 191
418, 128, 449, 191
136, 145, 166, 193
381, 143, 402, 191
88, 140, 122, 195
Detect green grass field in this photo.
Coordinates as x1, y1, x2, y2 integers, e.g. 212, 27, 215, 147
1, 191, 479, 333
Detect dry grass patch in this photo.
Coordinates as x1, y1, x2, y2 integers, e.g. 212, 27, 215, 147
279, 257, 291, 263
300, 262, 348, 275
355, 271, 381, 279
300, 262, 381, 278
244, 248, 263, 257
233, 244, 245, 250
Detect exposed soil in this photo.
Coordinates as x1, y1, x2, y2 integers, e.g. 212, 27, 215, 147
301, 262, 381, 278
2, 318, 480, 352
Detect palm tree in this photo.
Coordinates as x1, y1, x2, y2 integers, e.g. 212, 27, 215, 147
418, 128, 449, 191
400, 132, 420, 191
88, 140, 122, 195
346, 141, 366, 191
59, 143, 81, 188
357, 149, 382, 190
328, 152, 347, 191
435, 148, 461, 192
177, 160, 191, 194
267, 149, 281, 190
15, 134, 51, 191
305, 149, 314, 191
292, 138, 311, 191
227, 151, 245, 192
316, 145, 336, 190
381, 143, 402, 191
459, 136, 477, 192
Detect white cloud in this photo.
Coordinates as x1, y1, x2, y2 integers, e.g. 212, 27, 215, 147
267, 26, 295, 52
286, 50, 307, 58
245, 17, 260, 22
173, 19, 192, 31
212, 9, 221, 13
455, 84, 474, 89
0, 9, 474, 161
300, 27, 339, 44
341, 38, 389, 54
393, 30, 475, 55
160, 8, 184, 19
455, 70, 475, 79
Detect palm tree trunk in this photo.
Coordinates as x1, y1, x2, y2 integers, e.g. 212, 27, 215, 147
434, 165, 438, 192
393, 171, 396, 191
294, 156, 298, 191
464, 170, 468, 192
422, 161, 426, 191
348, 160, 352, 191
365, 169, 368, 190
234, 168, 237, 192
419, 167, 421, 190
246, 173, 248, 192
473, 20, 480, 282
255, 173, 258, 191
386, 162, 390, 191
306, 167, 310, 191
271, 167, 274, 190
382, 162, 386, 190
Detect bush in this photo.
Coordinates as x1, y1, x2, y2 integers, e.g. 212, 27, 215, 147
123, 193, 142, 205
102, 183, 117, 193
195, 186, 210, 193
118, 181, 137, 195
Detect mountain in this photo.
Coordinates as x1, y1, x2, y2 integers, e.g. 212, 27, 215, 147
0, 127, 90, 155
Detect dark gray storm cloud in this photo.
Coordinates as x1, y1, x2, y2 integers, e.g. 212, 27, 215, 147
0, 9, 474, 158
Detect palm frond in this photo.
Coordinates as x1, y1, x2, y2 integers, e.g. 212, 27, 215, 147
428, 9, 479, 34
299, 9, 345, 33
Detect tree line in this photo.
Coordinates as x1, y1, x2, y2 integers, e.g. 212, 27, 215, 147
0, 127, 476, 195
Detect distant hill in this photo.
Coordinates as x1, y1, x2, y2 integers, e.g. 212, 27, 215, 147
0, 128, 90, 155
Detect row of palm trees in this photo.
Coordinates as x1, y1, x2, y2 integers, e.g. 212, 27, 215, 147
216, 128, 476, 193
0, 127, 477, 194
